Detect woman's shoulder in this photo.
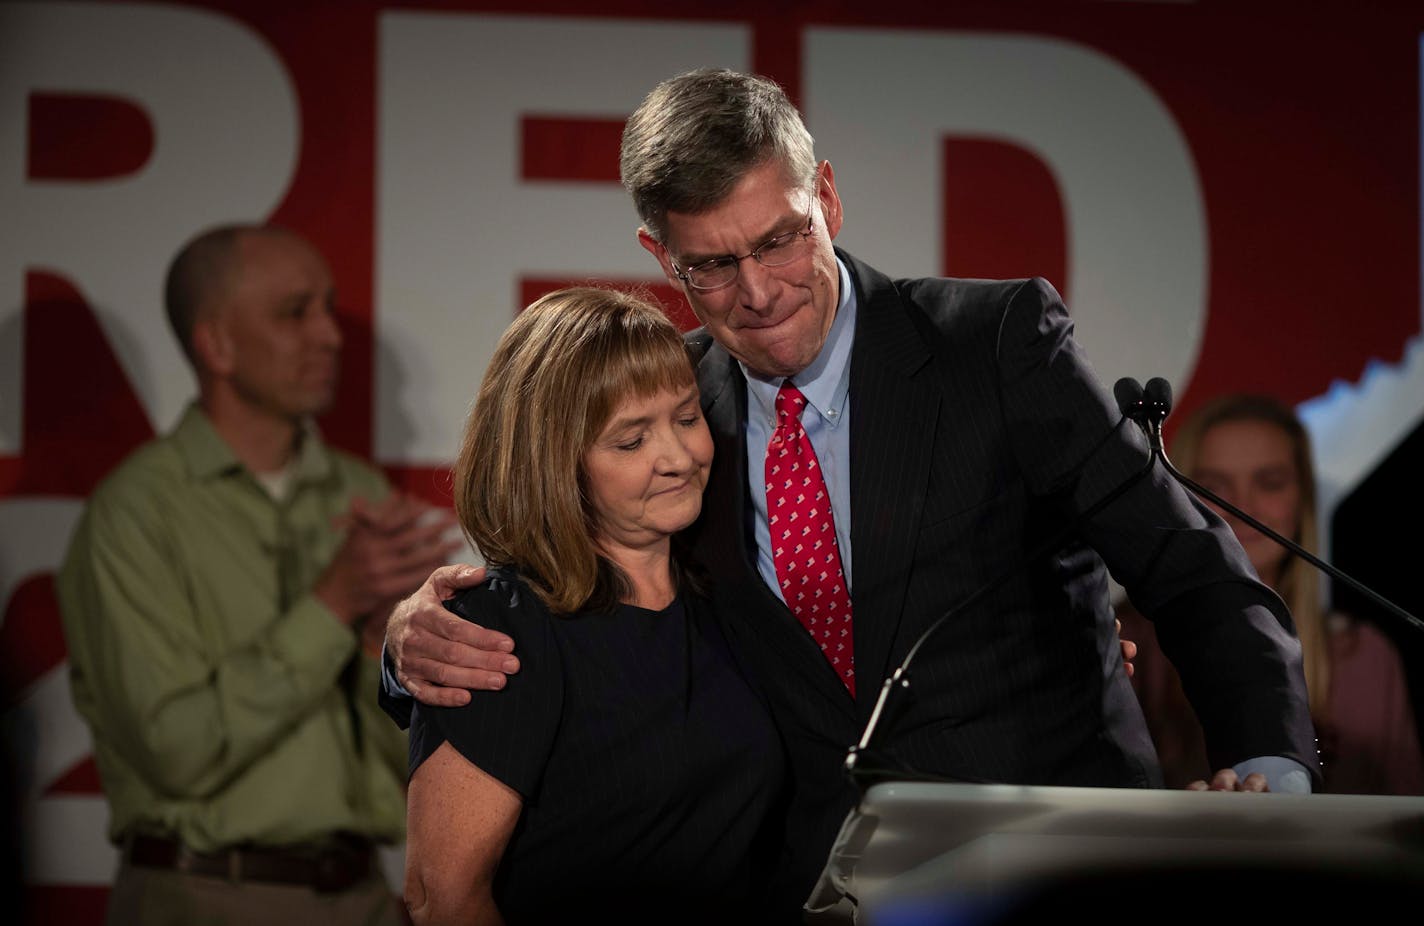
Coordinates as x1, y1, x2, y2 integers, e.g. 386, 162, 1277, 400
445, 566, 548, 625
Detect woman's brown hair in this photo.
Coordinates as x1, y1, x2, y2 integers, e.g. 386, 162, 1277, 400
453, 286, 698, 614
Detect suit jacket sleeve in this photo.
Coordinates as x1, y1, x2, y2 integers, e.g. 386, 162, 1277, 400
991, 277, 1318, 779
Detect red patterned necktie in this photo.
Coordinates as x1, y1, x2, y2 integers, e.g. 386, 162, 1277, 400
765, 383, 855, 696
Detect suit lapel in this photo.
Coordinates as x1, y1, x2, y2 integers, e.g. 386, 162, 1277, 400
842, 252, 939, 708
692, 343, 748, 575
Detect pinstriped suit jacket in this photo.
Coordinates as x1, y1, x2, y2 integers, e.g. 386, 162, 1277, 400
683, 249, 1318, 907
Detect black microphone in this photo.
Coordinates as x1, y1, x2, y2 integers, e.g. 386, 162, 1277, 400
1113, 376, 1146, 425
1143, 376, 1172, 422
844, 390, 1156, 787
1143, 377, 1423, 639
1141, 377, 1173, 454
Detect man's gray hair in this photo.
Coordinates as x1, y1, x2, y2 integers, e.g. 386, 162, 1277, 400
619, 68, 817, 244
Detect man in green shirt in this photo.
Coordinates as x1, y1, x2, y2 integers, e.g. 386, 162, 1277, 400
57, 224, 458, 925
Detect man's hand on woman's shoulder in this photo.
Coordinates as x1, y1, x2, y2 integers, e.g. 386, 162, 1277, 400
386, 564, 520, 707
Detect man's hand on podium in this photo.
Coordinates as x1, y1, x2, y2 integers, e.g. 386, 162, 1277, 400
1186, 769, 1269, 792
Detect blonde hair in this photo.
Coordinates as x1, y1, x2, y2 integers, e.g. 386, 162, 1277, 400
1169, 394, 1329, 717
453, 286, 697, 614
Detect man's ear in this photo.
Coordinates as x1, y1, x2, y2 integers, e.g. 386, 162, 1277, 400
817, 160, 845, 241
192, 315, 233, 377
637, 228, 684, 288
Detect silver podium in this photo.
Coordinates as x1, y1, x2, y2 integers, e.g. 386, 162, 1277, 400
807, 782, 1424, 925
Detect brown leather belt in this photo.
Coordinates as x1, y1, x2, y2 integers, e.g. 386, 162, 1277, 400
124, 833, 376, 893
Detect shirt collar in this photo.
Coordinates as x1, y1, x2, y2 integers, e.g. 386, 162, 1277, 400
172, 402, 333, 485
743, 256, 857, 425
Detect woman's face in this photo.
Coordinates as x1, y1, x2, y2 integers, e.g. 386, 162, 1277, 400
1190, 418, 1302, 586
582, 383, 713, 556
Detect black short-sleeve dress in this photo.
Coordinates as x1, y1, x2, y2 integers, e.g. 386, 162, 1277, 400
409, 569, 789, 922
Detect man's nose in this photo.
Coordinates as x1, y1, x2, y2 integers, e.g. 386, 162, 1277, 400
311, 308, 343, 349
735, 256, 778, 312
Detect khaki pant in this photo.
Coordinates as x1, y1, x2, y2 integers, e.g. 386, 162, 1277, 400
104, 860, 407, 926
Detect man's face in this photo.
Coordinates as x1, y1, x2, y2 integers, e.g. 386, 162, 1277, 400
202, 232, 342, 421
640, 160, 845, 380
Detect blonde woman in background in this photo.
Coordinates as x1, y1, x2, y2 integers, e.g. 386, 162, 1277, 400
1119, 394, 1423, 794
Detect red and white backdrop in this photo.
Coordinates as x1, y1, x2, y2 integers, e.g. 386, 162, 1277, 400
3, 0, 1422, 920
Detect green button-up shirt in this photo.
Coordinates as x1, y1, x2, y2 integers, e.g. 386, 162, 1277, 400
57, 404, 407, 851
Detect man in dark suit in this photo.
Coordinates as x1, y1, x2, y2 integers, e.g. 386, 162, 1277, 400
381, 68, 1318, 914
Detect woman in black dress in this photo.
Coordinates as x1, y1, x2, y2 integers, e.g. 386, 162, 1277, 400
402, 287, 788, 924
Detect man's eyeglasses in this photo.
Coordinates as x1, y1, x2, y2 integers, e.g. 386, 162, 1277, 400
670, 214, 815, 291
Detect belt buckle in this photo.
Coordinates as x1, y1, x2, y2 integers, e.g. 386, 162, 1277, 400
313, 851, 351, 893
172, 844, 203, 877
